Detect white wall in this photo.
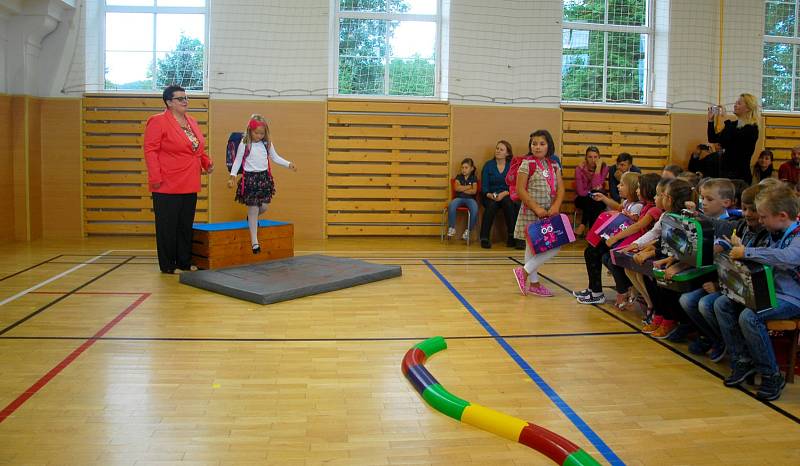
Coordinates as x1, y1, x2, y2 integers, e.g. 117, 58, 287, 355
0, 14, 8, 94
208, 0, 329, 98
447, 0, 562, 105
36, 0, 775, 108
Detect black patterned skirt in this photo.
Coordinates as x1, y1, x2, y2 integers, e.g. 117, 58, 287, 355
235, 169, 276, 206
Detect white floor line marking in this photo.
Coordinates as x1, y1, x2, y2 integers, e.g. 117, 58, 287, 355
0, 250, 113, 307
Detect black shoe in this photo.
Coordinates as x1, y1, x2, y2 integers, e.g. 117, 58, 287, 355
514, 240, 526, 250
161, 269, 175, 274
480, 240, 491, 249
724, 361, 756, 387
506, 239, 516, 247
666, 322, 692, 343
756, 373, 786, 401
252, 244, 261, 254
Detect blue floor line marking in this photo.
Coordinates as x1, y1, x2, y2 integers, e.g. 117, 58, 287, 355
423, 259, 624, 466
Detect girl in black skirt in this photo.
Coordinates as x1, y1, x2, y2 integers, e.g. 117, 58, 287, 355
228, 114, 296, 253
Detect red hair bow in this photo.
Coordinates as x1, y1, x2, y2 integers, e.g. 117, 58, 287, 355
248, 119, 265, 130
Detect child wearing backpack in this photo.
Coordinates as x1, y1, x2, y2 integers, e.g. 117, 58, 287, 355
227, 114, 296, 254
511, 129, 565, 297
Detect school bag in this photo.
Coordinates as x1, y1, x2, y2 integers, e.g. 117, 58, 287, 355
226, 132, 271, 175
525, 214, 576, 254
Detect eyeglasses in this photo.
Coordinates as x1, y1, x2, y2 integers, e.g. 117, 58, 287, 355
171, 96, 189, 102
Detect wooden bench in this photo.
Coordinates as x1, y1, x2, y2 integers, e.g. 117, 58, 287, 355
191, 220, 294, 269
767, 319, 800, 383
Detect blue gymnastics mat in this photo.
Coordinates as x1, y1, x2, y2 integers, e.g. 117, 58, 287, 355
193, 219, 290, 231
179, 254, 402, 304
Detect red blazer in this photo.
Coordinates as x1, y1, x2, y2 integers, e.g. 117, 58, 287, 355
144, 110, 212, 194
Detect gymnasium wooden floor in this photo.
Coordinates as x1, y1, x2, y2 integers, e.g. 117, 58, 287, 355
0, 236, 798, 465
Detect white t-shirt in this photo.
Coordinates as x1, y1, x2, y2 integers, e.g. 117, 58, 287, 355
230, 141, 291, 175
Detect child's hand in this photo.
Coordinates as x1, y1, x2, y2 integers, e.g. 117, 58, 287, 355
591, 192, 606, 202
664, 263, 684, 280
702, 281, 718, 294
684, 200, 696, 211
730, 245, 745, 260
605, 237, 617, 248
653, 256, 674, 270
533, 206, 548, 218
633, 250, 652, 265
620, 243, 638, 253
227, 176, 236, 188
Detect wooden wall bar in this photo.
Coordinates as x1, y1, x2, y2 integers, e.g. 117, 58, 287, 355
82, 95, 209, 235
763, 115, 800, 169
0, 95, 14, 241
6, 94, 797, 241
326, 100, 451, 236
561, 108, 671, 213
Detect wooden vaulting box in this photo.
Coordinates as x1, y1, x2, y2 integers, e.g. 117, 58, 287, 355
82, 95, 210, 235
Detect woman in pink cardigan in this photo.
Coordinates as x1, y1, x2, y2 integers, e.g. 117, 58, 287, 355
573, 146, 608, 236
144, 85, 214, 274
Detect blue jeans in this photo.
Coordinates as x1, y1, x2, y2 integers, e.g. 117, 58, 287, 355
679, 289, 722, 342
448, 198, 479, 230
716, 296, 800, 375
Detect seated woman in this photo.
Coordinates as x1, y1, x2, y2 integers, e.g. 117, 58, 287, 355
751, 149, 777, 185
479, 141, 517, 248
573, 146, 608, 236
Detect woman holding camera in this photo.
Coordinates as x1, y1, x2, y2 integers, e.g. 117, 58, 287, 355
573, 146, 608, 236
707, 93, 760, 184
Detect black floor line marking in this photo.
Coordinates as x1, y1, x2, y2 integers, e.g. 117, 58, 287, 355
510, 257, 800, 425
0, 330, 638, 343
0, 255, 63, 282
0, 257, 135, 336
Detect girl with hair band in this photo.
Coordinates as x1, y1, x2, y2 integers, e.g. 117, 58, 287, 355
228, 114, 297, 254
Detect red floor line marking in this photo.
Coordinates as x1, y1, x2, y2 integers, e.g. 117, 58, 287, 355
0, 292, 151, 423
28, 291, 146, 295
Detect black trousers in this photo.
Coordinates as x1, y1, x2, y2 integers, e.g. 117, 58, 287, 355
479, 195, 517, 244
152, 192, 197, 273
574, 195, 606, 229
584, 242, 632, 293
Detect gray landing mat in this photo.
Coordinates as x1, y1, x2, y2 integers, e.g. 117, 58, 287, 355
179, 254, 402, 304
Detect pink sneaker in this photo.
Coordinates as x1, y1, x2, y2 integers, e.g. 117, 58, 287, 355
513, 267, 527, 296
528, 284, 554, 297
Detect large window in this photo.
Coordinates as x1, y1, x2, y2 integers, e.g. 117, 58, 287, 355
562, 0, 651, 104
763, 0, 800, 111
335, 0, 439, 96
103, 0, 206, 91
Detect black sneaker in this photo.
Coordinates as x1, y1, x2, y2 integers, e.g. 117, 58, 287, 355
572, 288, 592, 298
577, 293, 606, 305
666, 322, 693, 343
724, 361, 756, 387
480, 240, 491, 249
756, 373, 786, 401
515, 240, 526, 250
688, 336, 712, 355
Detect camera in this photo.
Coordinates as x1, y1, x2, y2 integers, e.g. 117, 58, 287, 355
698, 144, 710, 151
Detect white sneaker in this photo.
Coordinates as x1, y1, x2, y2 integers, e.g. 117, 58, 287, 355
462, 230, 470, 241
447, 227, 456, 238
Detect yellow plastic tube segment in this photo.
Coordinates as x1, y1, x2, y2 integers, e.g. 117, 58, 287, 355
461, 403, 528, 441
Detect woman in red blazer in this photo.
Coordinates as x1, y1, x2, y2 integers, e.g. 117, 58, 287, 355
144, 85, 213, 274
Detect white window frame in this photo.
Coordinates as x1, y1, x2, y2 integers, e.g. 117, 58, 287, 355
330, 0, 442, 98
763, 0, 800, 112
561, 0, 654, 106
101, 1, 209, 92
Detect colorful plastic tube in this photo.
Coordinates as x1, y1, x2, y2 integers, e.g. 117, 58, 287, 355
402, 336, 601, 466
